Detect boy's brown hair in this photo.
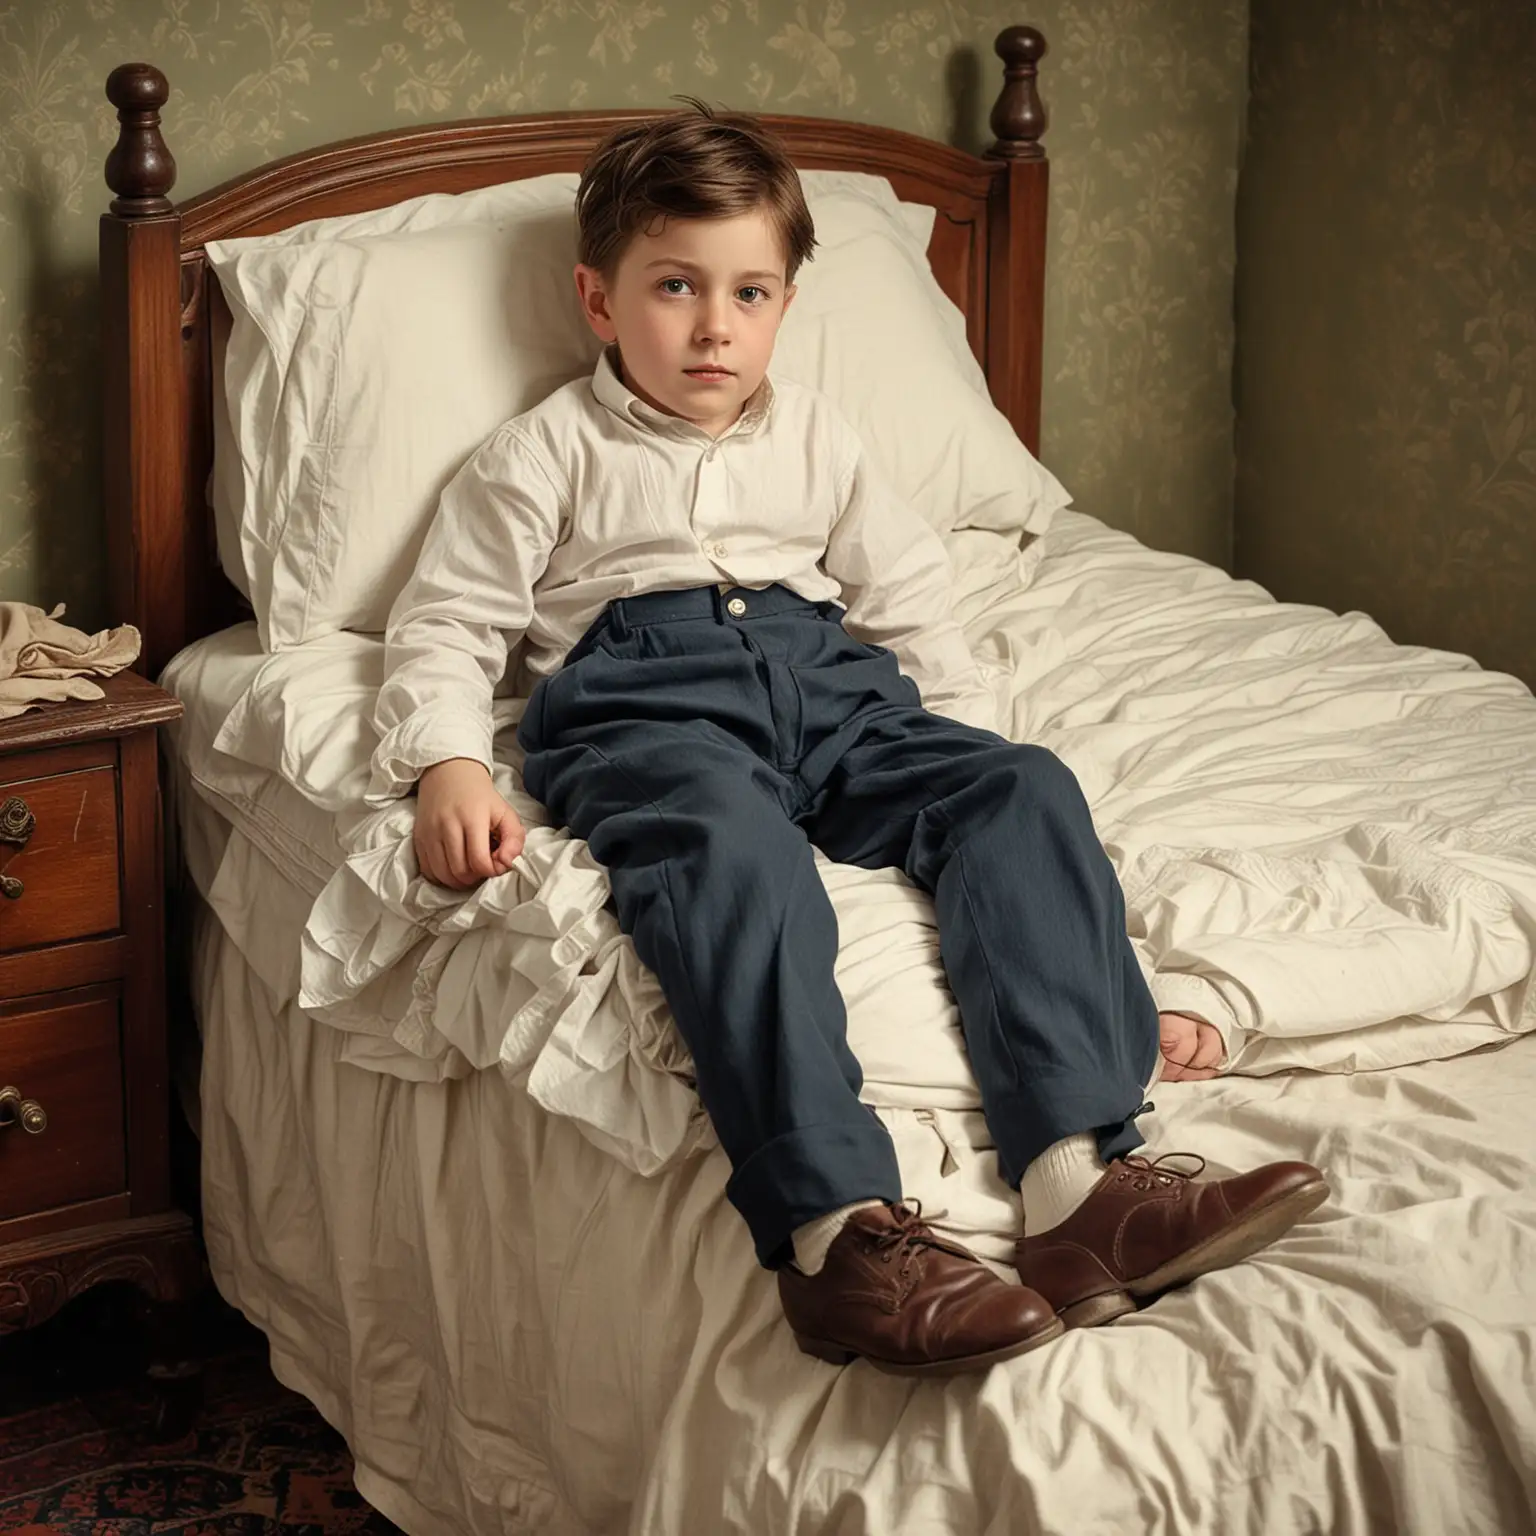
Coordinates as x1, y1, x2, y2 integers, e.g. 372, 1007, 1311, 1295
577, 99, 817, 282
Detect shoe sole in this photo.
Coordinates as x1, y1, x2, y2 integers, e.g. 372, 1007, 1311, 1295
792, 1315, 1065, 1377
1056, 1176, 1330, 1330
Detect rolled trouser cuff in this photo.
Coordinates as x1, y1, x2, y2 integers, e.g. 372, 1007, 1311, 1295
726, 1116, 903, 1268
989, 1073, 1154, 1189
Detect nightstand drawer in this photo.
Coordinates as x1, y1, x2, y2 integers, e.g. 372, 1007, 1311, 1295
0, 766, 120, 954
0, 993, 125, 1221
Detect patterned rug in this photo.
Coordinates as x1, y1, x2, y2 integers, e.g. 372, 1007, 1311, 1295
0, 1286, 403, 1534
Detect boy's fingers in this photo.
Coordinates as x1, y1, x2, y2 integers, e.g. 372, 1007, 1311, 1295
414, 828, 445, 888
1161, 1057, 1215, 1083
441, 823, 472, 887
463, 814, 497, 881
1191, 1025, 1225, 1070
491, 812, 523, 871
1158, 1012, 1193, 1038
1159, 1027, 1195, 1068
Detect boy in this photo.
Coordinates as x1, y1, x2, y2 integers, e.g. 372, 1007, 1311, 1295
371, 103, 1328, 1377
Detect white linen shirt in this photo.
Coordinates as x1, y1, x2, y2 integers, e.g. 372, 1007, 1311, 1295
369, 349, 996, 801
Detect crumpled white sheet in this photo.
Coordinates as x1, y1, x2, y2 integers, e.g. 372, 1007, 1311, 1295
186, 512, 1536, 1179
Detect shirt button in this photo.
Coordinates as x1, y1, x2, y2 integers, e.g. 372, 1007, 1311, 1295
711, 541, 729, 557
726, 597, 747, 618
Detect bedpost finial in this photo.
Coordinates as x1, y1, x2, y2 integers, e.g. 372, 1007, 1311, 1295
105, 63, 177, 216
987, 25, 1047, 161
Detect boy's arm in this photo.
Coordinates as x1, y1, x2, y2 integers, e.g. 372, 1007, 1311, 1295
824, 436, 998, 734
369, 425, 564, 804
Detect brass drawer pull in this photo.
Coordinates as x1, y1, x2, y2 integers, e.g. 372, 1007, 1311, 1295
0, 1084, 47, 1134
0, 794, 34, 899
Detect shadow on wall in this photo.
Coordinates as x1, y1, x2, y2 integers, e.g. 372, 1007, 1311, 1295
13, 150, 105, 628
945, 46, 985, 159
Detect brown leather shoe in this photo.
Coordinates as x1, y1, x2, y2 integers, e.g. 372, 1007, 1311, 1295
1015, 1154, 1329, 1329
778, 1203, 1063, 1376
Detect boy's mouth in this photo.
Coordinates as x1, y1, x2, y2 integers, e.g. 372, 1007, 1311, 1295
684, 366, 735, 380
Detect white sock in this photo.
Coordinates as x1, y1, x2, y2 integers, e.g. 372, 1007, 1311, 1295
791, 1200, 886, 1275
1020, 1059, 1166, 1237
1019, 1133, 1109, 1235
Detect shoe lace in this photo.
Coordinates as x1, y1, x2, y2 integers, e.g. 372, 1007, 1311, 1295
869, 1201, 960, 1280
1118, 1152, 1207, 1192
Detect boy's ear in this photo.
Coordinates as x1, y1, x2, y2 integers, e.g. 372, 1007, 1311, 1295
781, 282, 797, 317
573, 263, 619, 343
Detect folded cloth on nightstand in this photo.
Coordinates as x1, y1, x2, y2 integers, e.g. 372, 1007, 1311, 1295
0, 602, 141, 719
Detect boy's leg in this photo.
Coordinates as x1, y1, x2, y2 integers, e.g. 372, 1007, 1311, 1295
517, 592, 1062, 1371
806, 711, 1161, 1181
521, 708, 898, 1267
794, 638, 1328, 1327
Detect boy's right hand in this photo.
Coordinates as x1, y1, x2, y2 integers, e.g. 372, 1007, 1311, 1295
414, 758, 526, 889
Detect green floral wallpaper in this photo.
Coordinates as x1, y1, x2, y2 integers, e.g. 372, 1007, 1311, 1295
0, 0, 1246, 627
1237, 0, 1536, 688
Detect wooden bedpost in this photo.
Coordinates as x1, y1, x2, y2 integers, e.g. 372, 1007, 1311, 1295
984, 25, 1049, 456
102, 63, 189, 679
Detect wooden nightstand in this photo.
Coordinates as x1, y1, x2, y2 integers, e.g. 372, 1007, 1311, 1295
0, 671, 200, 1334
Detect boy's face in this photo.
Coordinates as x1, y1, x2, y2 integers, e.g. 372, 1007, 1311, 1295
575, 206, 796, 439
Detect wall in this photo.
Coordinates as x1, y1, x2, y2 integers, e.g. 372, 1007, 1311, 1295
1237, 0, 1536, 686
0, 0, 1246, 630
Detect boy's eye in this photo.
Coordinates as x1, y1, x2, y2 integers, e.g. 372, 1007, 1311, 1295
659, 277, 692, 295
738, 286, 767, 304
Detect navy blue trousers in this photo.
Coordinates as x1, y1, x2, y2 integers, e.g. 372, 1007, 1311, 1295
517, 584, 1160, 1267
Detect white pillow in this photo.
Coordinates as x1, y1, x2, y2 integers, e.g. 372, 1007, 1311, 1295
208, 175, 596, 647
771, 174, 1069, 542
207, 170, 1068, 650
209, 177, 608, 603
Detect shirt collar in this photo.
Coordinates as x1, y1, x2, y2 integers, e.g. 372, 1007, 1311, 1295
591, 346, 774, 442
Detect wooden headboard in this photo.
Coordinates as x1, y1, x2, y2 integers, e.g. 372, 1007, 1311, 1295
99, 25, 1050, 678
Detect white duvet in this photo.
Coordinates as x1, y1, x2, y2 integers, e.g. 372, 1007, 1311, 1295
177, 509, 1536, 1197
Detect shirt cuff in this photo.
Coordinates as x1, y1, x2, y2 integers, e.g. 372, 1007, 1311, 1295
367, 710, 495, 805
1146, 971, 1246, 1070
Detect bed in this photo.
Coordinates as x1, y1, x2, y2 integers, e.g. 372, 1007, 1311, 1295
99, 26, 1536, 1536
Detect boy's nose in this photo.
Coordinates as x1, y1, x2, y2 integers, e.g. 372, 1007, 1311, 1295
695, 297, 733, 345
